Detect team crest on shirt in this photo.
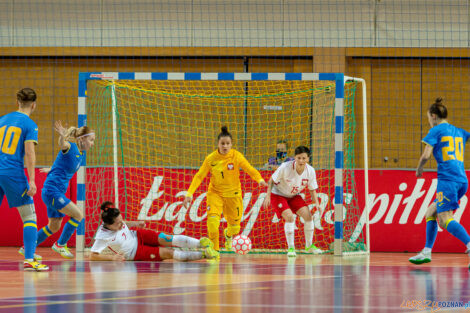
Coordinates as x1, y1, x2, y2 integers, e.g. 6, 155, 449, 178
227, 163, 234, 170
58, 197, 65, 204
301, 179, 308, 186
278, 203, 283, 208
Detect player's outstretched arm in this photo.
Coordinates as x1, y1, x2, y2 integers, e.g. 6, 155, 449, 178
238, 152, 266, 186
54, 120, 71, 151
184, 158, 211, 208
262, 178, 274, 209
309, 189, 322, 214
89, 252, 125, 261
125, 221, 146, 228
24, 141, 36, 197
416, 144, 433, 177
183, 196, 192, 209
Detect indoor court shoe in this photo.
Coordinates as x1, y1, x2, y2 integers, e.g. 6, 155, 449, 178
408, 250, 431, 264
52, 242, 74, 259
18, 246, 42, 261
224, 229, 232, 250
200, 237, 219, 259
287, 248, 297, 257
199, 237, 212, 249
24, 260, 49, 271
305, 244, 324, 255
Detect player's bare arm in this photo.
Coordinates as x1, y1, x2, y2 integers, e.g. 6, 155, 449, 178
416, 144, 433, 177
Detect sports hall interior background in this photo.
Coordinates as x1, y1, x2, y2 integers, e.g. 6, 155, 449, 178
1, 2, 470, 312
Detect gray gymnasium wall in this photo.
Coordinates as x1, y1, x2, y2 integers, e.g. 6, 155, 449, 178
0, 0, 468, 48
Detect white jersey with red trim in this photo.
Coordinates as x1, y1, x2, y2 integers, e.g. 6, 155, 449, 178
90, 223, 138, 260
271, 160, 318, 198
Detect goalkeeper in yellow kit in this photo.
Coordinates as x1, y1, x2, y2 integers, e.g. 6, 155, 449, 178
183, 126, 268, 251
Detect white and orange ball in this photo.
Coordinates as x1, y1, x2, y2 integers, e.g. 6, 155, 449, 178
232, 235, 252, 255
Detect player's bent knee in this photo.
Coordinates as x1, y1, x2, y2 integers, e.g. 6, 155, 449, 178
48, 218, 63, 233
49, 224, 61, 233
159, 247, 174, 260
17, 204, 37, 223
283, 213, 295, 223
441, 217, 453, 229
437, 212, 452, 229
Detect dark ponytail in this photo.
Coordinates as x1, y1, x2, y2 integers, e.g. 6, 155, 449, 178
428, 97, 447, 119
100, 201, 121, 226
217, 126, 232, 141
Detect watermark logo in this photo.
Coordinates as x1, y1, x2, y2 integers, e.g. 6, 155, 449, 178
401, 300, 470, 312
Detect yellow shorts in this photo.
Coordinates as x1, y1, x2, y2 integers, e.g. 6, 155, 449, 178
206, 191, 243, 225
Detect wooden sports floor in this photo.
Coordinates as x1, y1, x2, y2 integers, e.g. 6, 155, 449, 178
0, 247, 469, 313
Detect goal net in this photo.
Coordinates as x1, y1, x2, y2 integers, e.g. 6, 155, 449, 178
78, 72, 367, 254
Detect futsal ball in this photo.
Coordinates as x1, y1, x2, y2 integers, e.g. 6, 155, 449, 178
232, 235, 252, 255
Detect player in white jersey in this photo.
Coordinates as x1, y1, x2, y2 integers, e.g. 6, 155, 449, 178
90, 201, 219, 262
263, 146, 323, 257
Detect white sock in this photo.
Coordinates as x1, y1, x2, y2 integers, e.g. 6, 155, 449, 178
423, 247, 432, 254
284, 222, 295, 249
304, 220, 313, 248
172, 235, 200, 249
173, 250, 203, 261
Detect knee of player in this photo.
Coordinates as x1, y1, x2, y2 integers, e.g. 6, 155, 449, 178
438, 216, 451, 229
283, 213, 295, 223
425, 211, 437, 220
159, 247, 174, 260
17, 204, 37, 223
305, 217, 313, 224
48, 223, 61, 233
303, 212, 313, 222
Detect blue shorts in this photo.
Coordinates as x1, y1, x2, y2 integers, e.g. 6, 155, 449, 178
435, 180, 468, 213
0, 174, 34, 208
41, 189, 71, 218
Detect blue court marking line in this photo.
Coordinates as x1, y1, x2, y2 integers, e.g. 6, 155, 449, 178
0, 287, 270, 309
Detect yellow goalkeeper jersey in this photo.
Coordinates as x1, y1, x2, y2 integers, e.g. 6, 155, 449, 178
186, 149, 264, 198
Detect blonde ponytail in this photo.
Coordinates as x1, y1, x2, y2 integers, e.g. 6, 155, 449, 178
64, 127, 79, 141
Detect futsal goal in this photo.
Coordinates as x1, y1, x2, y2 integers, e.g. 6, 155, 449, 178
76, 72, 369, 255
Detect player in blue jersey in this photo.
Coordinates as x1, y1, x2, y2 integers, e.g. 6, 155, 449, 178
0, 88, 49, 271
409, 98, 470, 268
35, 120, 95, 259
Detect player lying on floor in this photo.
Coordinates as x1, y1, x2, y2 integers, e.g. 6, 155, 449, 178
89, 201, 219, 262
